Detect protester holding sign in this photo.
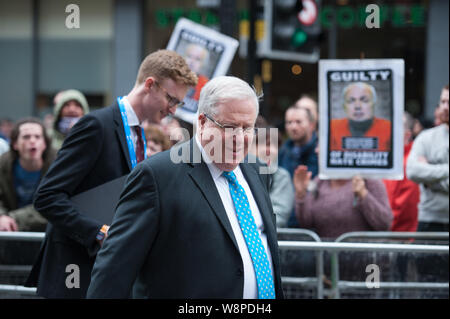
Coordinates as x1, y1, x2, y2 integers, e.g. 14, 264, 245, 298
293, 165, 392, 239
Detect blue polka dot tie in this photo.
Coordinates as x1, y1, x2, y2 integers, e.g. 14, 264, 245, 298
222, 171, 275, 299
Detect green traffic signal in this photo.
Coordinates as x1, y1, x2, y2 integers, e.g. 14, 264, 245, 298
291, 29, 308, 47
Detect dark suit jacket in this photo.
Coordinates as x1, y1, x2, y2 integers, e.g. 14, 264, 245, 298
26, 103, 132, 298
87, 139, 283, 299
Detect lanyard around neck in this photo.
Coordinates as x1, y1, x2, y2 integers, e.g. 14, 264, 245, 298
117, 96, 147, 169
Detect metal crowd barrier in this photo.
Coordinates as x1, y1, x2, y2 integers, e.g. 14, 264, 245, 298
0, 231, 44, 296
331, 231, 449, 299
1, 231, 449, 299
277, 228, 324, 299
278, 239, 448, 298
0, 231, 45, 242
1, 230, 327, 298
0, 284, 37, 295
335, 231, 449, 243
277, 240, 449, 253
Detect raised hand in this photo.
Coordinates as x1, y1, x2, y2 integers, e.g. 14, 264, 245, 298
293, 165, 312, 199
352, 175, 368, 199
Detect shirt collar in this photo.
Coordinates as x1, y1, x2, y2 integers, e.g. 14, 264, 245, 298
194, 134, 241, 181
122, 96, 140, 127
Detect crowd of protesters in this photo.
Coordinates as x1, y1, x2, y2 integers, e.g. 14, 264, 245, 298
0, 84, 448, 239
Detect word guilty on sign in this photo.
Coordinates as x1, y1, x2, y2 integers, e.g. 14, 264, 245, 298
329, 70, 391, 82
180, 30, 224, 53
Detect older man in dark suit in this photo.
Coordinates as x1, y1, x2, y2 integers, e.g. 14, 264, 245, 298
87, 76, 283, 299
26, 50, 198, 298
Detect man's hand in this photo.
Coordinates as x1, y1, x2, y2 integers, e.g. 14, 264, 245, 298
293, 165, 312, 200
0, 215, 18, 231
96, 225, 110, 246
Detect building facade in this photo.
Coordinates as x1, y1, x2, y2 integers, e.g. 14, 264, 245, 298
0, 0, 448, 125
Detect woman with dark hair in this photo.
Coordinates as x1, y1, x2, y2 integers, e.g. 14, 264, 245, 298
0, 118, 56, 231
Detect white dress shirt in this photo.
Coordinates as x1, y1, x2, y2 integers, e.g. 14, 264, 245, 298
121, 96, 142, 149
195, 135, 274, 299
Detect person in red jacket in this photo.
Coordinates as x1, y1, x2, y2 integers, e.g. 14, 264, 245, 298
383, 112, 420, 231
330, 82, 391, 151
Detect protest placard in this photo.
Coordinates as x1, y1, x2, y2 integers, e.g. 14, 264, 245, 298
318, 59, 404, 179
167, 18, 239, 124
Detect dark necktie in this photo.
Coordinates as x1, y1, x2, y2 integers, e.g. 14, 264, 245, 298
133, 126, 144, 163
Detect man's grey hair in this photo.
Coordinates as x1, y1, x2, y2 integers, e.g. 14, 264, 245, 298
197, 76, 261, 118
342, 82, 377, 105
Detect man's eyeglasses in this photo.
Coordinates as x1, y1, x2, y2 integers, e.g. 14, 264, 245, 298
204, 113, 256, 135
154, 81, 185, 109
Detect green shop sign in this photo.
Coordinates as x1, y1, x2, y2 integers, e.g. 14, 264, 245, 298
320, 4, 426, 28
155, 4, 426, 29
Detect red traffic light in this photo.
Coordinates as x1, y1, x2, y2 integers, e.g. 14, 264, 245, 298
297, 0, 318, 26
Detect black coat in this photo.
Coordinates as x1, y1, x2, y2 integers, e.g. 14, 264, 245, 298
87, 140, 283, 299
26, 103, 132, 298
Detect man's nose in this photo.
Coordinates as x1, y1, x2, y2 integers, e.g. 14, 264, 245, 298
232, 130, 246, 143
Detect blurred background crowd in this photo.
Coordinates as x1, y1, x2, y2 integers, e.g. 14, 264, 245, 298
1, 84, 448, 238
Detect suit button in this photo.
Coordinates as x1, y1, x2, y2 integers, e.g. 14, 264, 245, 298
236, 268, 243, 277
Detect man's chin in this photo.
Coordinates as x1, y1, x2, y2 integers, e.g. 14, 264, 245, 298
216, 162, 240, 172
212, 156, 245, 172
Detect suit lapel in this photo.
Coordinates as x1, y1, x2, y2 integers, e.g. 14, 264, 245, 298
239, 162, 277, 239
187, 140, 239, 251
113, 103, 132, 171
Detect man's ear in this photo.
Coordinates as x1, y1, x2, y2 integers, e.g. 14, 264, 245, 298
144, 77, 156, 92
197, 113, 207, 136
198, 113, 206, 126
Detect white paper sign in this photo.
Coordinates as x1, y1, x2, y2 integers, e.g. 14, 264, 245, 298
318, 59, 405, 180
167, 18, 239, 124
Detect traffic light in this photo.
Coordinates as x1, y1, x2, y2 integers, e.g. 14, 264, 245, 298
263, 0, 321, 63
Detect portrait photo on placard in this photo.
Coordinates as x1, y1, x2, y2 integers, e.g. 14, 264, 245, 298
327, 70, 393, 168
167, 18, 239, 124
318, 59, 404, 180
172, 29, 224, 113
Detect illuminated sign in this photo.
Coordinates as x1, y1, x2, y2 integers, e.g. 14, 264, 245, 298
154, 4, 426, 29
